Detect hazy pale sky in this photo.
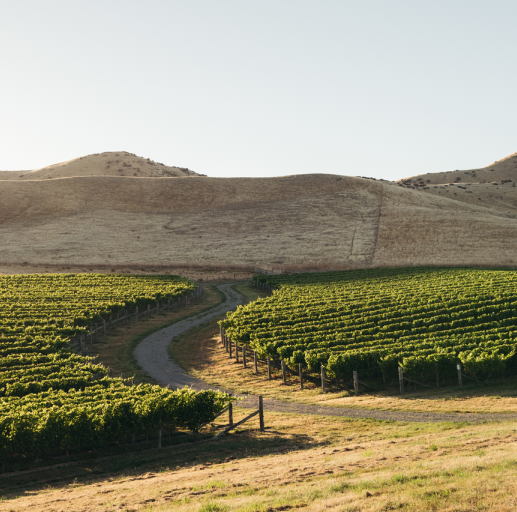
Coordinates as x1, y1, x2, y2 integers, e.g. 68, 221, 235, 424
1, 1, 516, 180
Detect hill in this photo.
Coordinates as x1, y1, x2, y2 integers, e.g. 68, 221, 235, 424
0, 151, 202, 180
399, 151, 517, 186
396, 151, 517, 215
0, 164, 516, 270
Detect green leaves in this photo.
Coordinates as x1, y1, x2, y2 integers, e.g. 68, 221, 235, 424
226, 268, 517, 382
0, 385, 234, 458
0, 274, 223, 460
459, 349, 511, 379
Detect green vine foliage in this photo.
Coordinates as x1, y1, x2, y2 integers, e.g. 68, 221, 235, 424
223, 267, 517, 382
0, 274, 234, 460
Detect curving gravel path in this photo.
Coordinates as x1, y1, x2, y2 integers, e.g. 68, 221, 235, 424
135, 284, 517, 424
135, 283, 244, 391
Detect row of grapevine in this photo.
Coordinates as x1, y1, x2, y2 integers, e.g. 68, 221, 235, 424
221, 267, 517, 383
0, 274, 233, 465
0, 383, 231, 459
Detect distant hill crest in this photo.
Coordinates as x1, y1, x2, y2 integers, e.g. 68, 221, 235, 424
0, 151, 204, 180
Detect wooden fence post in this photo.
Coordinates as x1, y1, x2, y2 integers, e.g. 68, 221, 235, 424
243, 346, 247, 368
457, 364, 462, 388
281, 360, 287, 384
267, 356, 272, 379
235, 340, 239, 363
353, 371, 359, 396
229, 338, 232, 358
321, 365, 326, 393
259, 396, 264, 431
398, 366, 404, 394
254, 351, 258, 374
229, 403, 233, 427
299, 363, 304, 390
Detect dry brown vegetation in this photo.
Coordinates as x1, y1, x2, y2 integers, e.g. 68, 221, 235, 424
0, 152, 517, 270
0, 151, 201, 180
0, 262, 253, 282
2, 409, 517, 511
1, 159, 517, 269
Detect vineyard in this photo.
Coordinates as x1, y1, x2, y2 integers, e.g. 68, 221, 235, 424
220, 267, 517, 385
0, 274, 232, 466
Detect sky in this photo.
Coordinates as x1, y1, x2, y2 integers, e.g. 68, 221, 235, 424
1, 1, 516, 180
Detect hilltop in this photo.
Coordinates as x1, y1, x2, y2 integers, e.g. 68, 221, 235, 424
0, 151, 203, 180
399, 151, 517, 186
397, 152, 517, 215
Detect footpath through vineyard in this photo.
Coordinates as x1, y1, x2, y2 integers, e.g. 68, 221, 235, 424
137, 283, 517, 424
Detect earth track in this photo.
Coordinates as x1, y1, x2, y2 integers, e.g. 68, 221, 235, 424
135, 284, 517, 424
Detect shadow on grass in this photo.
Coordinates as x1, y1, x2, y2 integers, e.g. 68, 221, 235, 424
0, 426, 321, 500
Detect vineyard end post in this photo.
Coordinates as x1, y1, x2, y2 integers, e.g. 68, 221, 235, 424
235, 340, 239, 363
229, 403, 233, 427
281, 360, 287, 384
321, 365, 326, 393
254, 351, 258, 374
243, 346, 247, 368
353, 371, 359, 396
457, 364, 462, 388
259, 395, 264, 431
398, 366, 404, 394
267, 356, 272, 380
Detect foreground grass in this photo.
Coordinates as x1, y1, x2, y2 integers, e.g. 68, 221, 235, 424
2, 410, 517, 511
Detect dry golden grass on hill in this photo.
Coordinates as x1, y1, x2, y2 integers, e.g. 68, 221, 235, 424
0, 151, 202, 180
1, 150, 517, 270
400, 151, 517, 186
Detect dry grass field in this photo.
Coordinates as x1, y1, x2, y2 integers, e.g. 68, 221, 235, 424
2, 403, 517, 511
1, 151, 517, 270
